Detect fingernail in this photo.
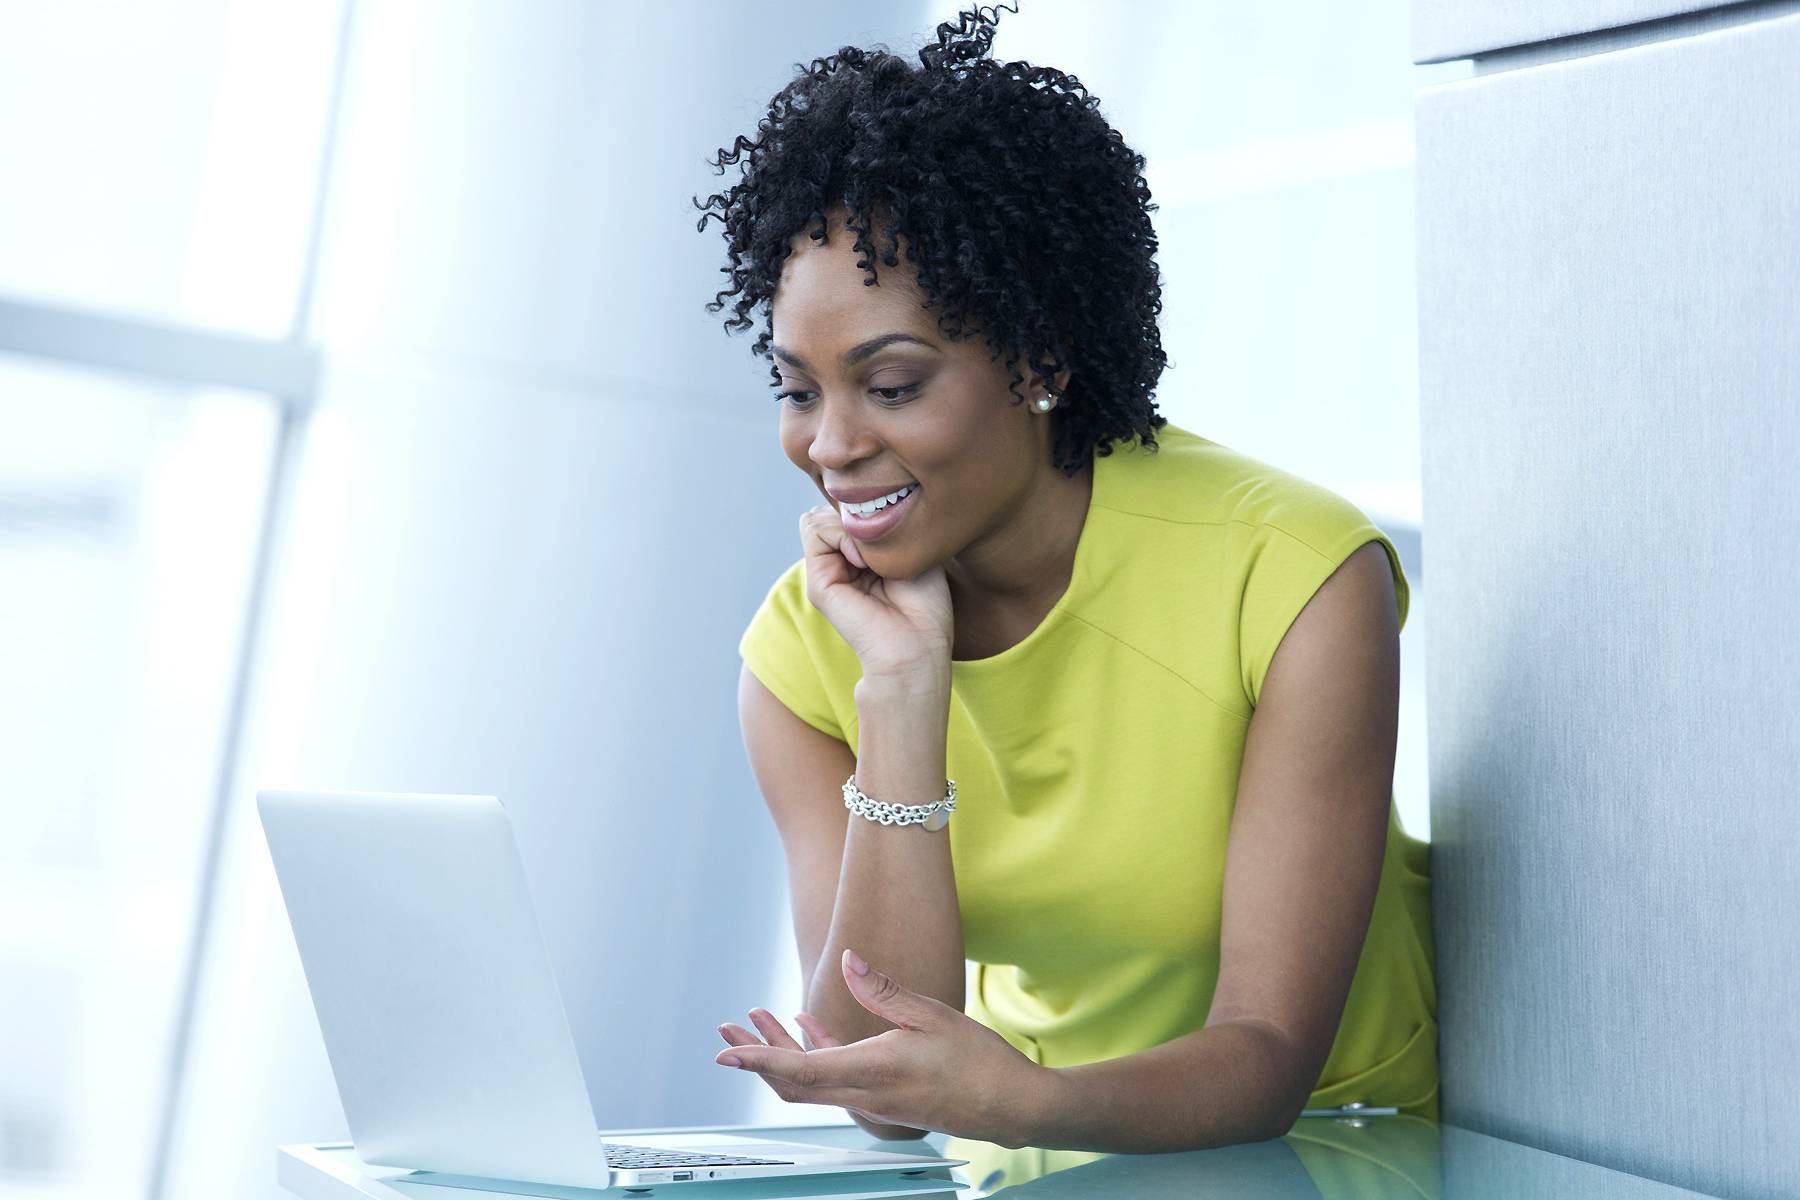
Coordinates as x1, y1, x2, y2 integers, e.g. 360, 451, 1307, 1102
718, 1054, 742, 1067
844, 948, 870, 977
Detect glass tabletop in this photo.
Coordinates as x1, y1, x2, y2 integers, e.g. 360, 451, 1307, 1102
595, 1115, 1724, 1199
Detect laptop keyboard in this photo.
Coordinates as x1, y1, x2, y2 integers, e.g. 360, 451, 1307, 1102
606, 1144, 797, 1168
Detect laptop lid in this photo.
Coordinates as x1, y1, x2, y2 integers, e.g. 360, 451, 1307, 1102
258, 789, 613, 1188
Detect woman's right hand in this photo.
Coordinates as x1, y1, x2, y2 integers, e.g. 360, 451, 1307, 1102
800, 503, 952, 684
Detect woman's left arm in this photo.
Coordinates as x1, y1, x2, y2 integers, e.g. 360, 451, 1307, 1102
718, 542, 1401, 1154
1031, 540, 1404, 1151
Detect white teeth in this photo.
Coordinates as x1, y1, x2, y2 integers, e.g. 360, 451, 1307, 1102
844, 484, 916, 517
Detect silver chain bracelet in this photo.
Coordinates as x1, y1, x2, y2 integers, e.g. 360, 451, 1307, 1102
842, 773, 957, 829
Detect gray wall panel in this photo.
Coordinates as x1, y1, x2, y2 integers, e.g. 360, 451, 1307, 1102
1416, 14, 1800, 1200
1415, 0, 1743, 62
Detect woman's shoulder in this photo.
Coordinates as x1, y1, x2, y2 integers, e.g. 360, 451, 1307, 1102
1092, 422, 1409, 708
744, 556, 846, 650
738, 556, 860, 741
1098, 422, 1385, 554
754, 554, 810, 613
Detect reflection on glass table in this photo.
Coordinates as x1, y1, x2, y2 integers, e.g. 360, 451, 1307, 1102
837, 1111, 1722, 1198
282, 1114, 1727, 1200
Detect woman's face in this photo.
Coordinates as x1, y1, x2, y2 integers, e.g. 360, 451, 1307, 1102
770, 212, 1054, 581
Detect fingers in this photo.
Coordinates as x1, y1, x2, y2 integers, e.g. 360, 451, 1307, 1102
715, 1042, 806, 1077
717, 1021, 813, 1106
840, 949, 944, 1033
716, 1041, 873, 1094
799, 504, 868, 579
793, 1011, 844, 1050
746, 1008, 805, 1052
717, 1004, 873, 1107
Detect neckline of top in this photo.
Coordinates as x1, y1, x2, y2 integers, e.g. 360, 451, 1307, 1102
946, 434, 1138, 673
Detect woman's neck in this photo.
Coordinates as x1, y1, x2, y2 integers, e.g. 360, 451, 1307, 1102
944, 459, 1093, 659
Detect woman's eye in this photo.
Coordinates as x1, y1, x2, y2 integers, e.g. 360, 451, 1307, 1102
873, 384, 920, 405
772, 385, 918, 409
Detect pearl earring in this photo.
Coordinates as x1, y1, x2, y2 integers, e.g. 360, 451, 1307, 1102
1035, 392, 1056, 412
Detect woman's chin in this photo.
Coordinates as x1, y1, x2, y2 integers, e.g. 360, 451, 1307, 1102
857, 546, 910, 581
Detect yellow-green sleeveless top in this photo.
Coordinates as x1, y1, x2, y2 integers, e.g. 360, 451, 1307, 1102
738, 423, 1436, 1179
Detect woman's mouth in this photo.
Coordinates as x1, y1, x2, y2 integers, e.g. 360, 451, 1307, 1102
839, 483, 919, 542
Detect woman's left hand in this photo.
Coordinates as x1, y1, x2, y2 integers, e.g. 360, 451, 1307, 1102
714, 949, 1055, 1150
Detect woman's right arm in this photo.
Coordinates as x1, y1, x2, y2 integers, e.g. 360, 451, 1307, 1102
734, 503, 965, 1139
737, 660, 966, 1141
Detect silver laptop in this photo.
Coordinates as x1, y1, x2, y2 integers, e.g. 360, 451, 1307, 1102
257, 789, 966, 1191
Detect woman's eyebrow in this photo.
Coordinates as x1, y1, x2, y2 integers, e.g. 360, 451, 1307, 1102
772, 333, 940, 372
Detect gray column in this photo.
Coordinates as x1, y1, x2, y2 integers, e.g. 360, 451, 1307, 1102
1415, 6, 1800, 1197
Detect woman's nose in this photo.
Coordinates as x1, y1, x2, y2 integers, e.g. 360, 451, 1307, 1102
807, 398, 876, 469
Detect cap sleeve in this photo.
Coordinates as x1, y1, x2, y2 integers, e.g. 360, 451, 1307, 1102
738, 559, 854, 743
1237, 510, 1411, 711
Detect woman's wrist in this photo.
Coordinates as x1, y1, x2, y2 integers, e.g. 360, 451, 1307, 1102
854, 665, 950, 712
851, 666, 952, 822
995, 1061, 1077, 1151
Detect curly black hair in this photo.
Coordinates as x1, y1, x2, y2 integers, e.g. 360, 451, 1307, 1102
692, 0, 1169, 476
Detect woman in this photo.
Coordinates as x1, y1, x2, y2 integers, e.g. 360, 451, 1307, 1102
690, 2, 1436, 1177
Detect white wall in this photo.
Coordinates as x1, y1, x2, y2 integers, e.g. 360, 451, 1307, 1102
160, 5, 937, 1195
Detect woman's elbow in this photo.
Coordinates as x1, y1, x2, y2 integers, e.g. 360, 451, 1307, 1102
850, 1110, 932, 1141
